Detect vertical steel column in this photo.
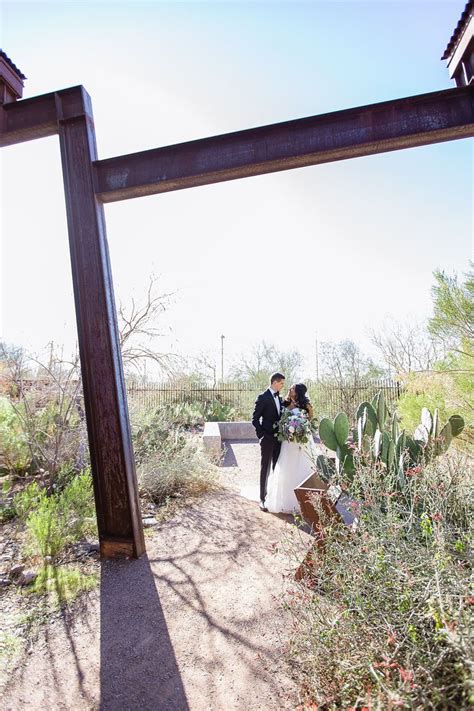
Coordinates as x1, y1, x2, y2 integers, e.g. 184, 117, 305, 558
56, 87, 145, 559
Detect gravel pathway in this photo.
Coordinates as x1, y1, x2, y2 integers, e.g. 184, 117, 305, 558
2, 441, 311, 711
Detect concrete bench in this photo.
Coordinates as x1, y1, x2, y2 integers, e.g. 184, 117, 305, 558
203, 421, 258, 456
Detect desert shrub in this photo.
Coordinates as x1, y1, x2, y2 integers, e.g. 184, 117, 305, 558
203, 400, 236, 422
26, 492, 68, 559
132, 407, 179, 462
286, 453, 474, 709
0, 477, 16, 522
13, 481, 43, 522
137, 435, 218, 504
150, 401, 237, 428
0, 366, 88, 485
131, 407, 218, 505
0, 396, 31, 475
22, 469, 95, 560
25, 392, 86, 481
59, 470, 95, 518
166, 402, 206, 428
58, 470, 96, 538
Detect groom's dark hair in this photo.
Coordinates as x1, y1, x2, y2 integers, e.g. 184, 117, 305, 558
270, 372, 285, 384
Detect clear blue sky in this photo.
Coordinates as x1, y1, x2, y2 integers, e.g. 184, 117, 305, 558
1, 1, 472, 378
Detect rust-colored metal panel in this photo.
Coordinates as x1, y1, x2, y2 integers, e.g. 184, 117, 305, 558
56, 87, 145, 559
93, 86, 474, 203
294, 472, 329, 527
294, 475, 360, 581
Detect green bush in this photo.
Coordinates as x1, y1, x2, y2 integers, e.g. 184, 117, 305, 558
58, 469, 96, 539
26, 492, 68, 559
22, 469, 96, 560
397, 373, 450, 432
398, 366, 473, 454
150, 401, 237, 428
0, 396, 31, 474
13, 481, 42, 522
132, 407, 185, 463
203, 401, 236, 422
167, 402, 206, 428
286, 453, 474, 709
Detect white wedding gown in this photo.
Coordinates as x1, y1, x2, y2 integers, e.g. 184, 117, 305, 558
265, 408, 320, 514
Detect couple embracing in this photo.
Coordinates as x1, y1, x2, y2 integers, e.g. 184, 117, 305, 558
252, 372, 317, 514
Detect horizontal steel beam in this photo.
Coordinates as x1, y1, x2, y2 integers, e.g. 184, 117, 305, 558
93, 86, 474, 203
0, 86, 91, 146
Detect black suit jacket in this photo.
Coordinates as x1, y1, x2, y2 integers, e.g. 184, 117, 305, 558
252, 389, 283, 439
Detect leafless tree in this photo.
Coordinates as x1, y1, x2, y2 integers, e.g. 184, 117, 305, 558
369, 319, 444, 376
321, 340, 383, 382
193, 352, 218, 386
319, 340, 385, 414
230, 341, 304, 388
117, 275, 182, 378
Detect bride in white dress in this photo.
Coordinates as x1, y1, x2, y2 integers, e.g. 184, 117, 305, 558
265, 383, 319, 514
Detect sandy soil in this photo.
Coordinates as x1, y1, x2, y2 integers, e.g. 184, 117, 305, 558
2, 441, 311, 711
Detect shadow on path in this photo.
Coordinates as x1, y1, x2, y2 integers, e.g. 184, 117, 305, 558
100, 555, 189, 711
221, 442, 238, 467
221, 439, 259, 467
145, 490, 301, 708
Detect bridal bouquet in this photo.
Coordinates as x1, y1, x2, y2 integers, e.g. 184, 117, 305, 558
275, 408, 313, 444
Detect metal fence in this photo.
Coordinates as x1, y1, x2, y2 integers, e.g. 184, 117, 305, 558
126, 378, 402, 420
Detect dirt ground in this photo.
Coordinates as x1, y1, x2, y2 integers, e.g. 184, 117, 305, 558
1, 441, 312, 711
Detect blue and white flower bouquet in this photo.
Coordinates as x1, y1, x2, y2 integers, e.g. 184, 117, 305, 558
275, 407, 313, 444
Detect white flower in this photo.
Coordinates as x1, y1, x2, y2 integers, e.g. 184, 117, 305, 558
288, 426, 295, 433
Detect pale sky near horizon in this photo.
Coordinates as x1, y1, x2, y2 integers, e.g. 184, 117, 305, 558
1, 0, 473, 379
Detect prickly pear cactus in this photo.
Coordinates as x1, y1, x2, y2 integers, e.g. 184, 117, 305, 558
315, 391, 465, 486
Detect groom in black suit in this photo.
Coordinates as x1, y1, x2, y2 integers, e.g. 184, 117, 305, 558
252, 372, 285, 511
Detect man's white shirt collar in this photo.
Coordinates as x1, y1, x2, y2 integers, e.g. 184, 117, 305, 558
268, 387, 280, 413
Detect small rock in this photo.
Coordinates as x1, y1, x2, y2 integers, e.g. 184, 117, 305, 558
88, 543, 100, 553
44, 556, 53, 564
10, 564, 25, 578
142, 517, 157, 528
0, 577, 11, 587
17, 570, 37, 586
73, 544, 89, 557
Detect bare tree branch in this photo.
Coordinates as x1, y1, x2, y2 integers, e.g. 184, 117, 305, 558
369, 319, 443, 376
117, 275, 181, 378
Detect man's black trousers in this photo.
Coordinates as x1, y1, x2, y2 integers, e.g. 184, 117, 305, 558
259, 435, 281, 503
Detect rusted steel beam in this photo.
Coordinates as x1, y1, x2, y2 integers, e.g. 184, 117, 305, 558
0, 86, 87, 146
56, 86, 145, 559
94, 86, 474, 203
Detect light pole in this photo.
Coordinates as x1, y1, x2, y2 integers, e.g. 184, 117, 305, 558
315, 333, 319, 382
220, 334, 225, 382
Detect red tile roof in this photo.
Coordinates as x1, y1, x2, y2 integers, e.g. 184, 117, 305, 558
0, 49, 26, 80
442, 1, 473, 60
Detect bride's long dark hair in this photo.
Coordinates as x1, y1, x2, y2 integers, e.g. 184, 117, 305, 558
284, 382, 311, 410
